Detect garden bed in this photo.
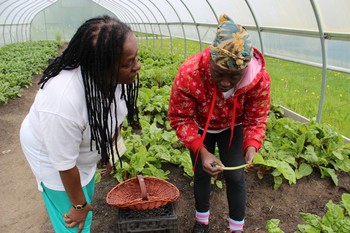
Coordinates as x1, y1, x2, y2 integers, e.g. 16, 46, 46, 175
91, 163, 350, 232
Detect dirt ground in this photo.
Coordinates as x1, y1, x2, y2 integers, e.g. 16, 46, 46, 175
1, 73, 350, 233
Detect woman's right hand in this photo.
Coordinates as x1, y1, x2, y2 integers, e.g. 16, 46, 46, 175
101, 161, 113, 176
199, 147, 224, 176
63, 204, 93, 233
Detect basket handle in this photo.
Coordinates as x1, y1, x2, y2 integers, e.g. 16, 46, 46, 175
137, 174, 148, 200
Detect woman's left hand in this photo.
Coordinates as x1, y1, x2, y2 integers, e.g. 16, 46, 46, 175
63, 204, 93, 233
244, 146, 257, 172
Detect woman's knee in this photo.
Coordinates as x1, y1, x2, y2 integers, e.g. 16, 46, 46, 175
223, 170, 245, 185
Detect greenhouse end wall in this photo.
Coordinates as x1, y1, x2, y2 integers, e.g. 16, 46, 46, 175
30, 0, 114, 42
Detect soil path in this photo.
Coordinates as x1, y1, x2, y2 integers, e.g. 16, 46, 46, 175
0, 75, 51, 232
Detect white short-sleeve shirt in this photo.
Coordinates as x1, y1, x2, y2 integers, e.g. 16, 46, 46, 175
20, 67, 127, 191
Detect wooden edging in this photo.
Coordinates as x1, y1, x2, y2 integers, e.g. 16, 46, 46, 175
280, 106, 350, 144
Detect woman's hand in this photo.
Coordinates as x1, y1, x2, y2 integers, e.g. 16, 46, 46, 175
59, 167, 93, 232
63, 204, 93, 233
199, 147, 224, 176
101, 161, 112, 176
244, 146, 257, 172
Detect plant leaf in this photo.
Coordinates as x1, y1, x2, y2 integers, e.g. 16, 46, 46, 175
295, 163, 313, 179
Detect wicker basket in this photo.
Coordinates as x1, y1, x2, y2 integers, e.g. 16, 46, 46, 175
106, 175, 180, 210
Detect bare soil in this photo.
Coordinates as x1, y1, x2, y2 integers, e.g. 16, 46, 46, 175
1, 69, 350, 233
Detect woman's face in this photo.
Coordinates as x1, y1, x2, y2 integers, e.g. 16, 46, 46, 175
117, 33, 141, 84
209, 60, 247, 92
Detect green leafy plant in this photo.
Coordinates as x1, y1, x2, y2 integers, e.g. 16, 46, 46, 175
265, 219, 285, 233
296, 193, 350, 232
138, 85, 171, 125
138, 46, 184, 88
253, 108, 350, 190
112, 119, 193, 182
0, 41, 62, 104
266, 193, 350, 232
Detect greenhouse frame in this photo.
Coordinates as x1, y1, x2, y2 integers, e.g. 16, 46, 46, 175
1, 0, 349, 140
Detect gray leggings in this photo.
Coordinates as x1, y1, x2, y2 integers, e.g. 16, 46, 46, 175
190, 125, 246, 221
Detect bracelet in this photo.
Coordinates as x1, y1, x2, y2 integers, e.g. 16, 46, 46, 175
72, 201, 87, 210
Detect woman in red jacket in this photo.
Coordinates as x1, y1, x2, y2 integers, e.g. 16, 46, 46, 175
168, 14, 271, 233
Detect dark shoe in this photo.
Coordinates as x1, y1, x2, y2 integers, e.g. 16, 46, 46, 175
192, 221, 210, 233
231, 231, 243, 233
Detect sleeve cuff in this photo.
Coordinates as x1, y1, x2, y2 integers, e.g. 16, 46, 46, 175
243, 140, 261, 151
189, 138, 204, 154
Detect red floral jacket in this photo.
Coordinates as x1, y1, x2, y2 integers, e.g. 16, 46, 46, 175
168, 46, 271, 155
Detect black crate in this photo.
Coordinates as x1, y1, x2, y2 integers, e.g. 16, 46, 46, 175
117, 203, 178, 233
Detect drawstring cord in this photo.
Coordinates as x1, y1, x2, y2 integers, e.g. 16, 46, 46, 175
229, 96, 238, 148
193, 87, 217, 171
193, 88, 238, 171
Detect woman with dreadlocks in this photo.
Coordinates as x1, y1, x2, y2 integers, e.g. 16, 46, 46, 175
19, 15, 141, 233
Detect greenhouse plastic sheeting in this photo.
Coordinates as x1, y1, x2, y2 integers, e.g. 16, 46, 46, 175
0, 0, 55, 44
1, 0, 349, 72
29, 0, 113, 42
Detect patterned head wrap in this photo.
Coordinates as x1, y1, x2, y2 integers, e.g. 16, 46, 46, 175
210, 14, 253, 70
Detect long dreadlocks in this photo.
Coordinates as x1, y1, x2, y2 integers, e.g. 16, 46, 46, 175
39, 15, 140, 167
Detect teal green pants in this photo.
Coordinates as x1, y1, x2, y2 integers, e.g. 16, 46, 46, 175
41, 177, 95, 233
